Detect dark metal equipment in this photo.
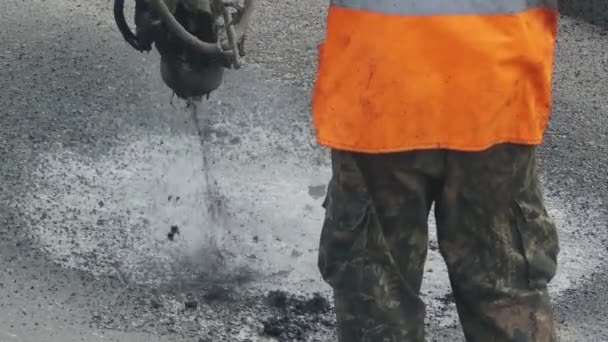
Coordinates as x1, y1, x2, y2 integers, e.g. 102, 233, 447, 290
113, 0, 255, 99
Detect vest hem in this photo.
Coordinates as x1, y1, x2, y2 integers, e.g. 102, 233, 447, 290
315, 137, 544, 153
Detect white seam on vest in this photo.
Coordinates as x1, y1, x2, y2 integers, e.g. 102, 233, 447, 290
330, 0, 558, 16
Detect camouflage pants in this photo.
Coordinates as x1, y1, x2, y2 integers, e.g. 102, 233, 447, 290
318, 144, 560, 342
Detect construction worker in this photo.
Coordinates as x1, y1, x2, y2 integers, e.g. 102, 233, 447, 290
312, 1, 560, 341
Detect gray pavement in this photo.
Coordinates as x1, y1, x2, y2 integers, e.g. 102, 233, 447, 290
1, 1, 607, 341
559, 0, 608, 28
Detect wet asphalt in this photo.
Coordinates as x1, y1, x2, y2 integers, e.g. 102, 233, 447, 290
1, 0, 607, 341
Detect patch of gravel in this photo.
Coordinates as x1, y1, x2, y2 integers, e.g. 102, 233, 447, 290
91, 289, 337, 342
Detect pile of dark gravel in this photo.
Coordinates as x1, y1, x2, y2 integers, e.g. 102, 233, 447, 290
261, 290, 334, 341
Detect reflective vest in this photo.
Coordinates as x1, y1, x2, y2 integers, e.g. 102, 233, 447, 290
312, 0, 559, 153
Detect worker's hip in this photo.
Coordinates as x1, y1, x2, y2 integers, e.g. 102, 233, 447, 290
317, 143, 559, 341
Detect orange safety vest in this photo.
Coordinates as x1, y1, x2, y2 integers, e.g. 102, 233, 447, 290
312, 0, 559, 153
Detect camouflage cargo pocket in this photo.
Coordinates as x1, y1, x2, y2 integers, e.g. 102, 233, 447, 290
513, 194, 560, 290
318, 178, 371, 290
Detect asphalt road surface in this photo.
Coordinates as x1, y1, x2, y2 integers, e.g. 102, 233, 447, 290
559, 0, 608, 28
1, 1, 607, 341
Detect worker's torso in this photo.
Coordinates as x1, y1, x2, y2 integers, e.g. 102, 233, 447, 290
312, 0, 559, 153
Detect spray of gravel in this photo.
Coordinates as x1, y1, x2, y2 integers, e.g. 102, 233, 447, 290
177, 98, 238, 284
187, 99, 224, 223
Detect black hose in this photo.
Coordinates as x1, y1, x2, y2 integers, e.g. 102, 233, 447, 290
113, 0, 149, 52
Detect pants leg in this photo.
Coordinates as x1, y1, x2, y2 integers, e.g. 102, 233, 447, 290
318, 149, 444, 342
435, 144, 560, 342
